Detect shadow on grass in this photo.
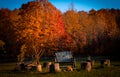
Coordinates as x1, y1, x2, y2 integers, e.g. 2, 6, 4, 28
113, 64, 120, 67
94, 66, 105, 69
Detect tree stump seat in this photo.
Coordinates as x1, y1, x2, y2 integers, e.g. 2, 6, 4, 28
81, 61, 92, 72
100, 59, 110, 67
25, 63, 37, 70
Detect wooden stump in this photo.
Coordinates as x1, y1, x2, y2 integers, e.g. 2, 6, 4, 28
49, 64, 55, 73
26, 63, 36, 70
46, 62, 52, 69
14, 62, 26, 71
67, 66, 73, 72
14, 63, 21, 71
54, 63, 61, 72
100, 60, 105, 68
37, 64, 42, 72
43, 62, 47, 68
81, 62, 87, 69
91, 60, 95, 67
81, 61, 92, 72
104, 59, 110, 66
86, 62, 92, 72
101, 59, 110, 67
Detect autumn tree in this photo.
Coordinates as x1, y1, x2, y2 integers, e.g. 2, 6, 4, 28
63, 9, 87, 54
94, 9, 119, 55
1, 1, 120, 58
15, 0, 66, 64
96, 9, 118, 38
0, 8, 19, 57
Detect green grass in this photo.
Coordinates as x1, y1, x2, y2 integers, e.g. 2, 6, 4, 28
0, 61, 120, 77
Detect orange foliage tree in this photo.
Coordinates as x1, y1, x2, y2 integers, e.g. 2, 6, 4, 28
0, 8, 19, 57
15, 0, 66, 64
63, 10, 87, 53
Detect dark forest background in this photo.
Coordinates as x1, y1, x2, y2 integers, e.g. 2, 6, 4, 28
0, 0, 120, 61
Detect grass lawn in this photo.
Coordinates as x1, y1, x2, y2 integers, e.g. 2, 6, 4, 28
0, 61, 120, 77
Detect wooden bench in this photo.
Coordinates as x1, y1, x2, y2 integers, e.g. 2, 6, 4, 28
55, 51, 76, 71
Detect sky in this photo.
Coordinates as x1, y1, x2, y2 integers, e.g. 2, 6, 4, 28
0, 0, 120, 12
